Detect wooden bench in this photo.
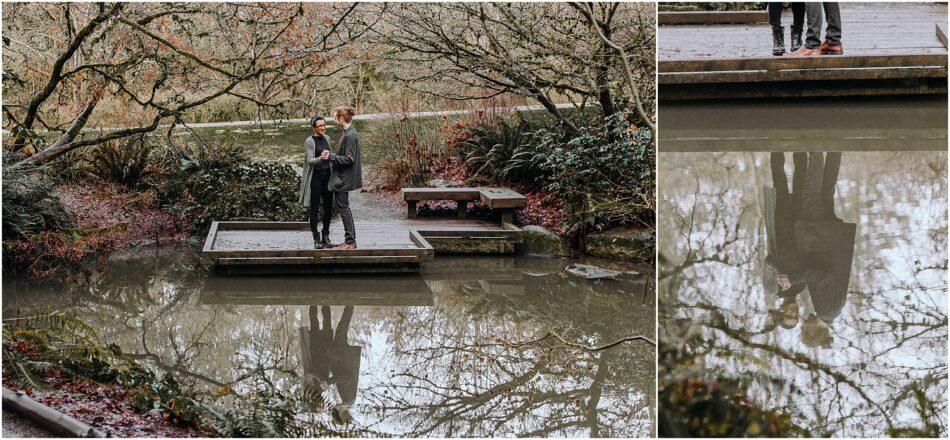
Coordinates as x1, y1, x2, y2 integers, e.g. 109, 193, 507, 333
402, 187, 527, 223
401, 188, 481, 219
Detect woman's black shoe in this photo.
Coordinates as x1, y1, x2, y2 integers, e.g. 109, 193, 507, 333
321, 233, 334, 249
771, 26, 786, 56
790, 25, 803, 52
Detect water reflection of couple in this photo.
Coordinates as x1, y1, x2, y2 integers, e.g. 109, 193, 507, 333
300, 305, 361, 422
764, 152, 855, 348
768, 2, 843, 56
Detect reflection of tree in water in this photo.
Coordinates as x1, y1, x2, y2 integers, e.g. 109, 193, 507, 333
3, 253, 656, 437
358, 272, 654, 437
658, 152, 947, 437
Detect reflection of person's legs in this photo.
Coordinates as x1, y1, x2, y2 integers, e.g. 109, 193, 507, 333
803, 152, 825, 220
334, 192, 356, 244
792, 152, 807, 212
820, 152, 841, 219
770, 152, 789, 195
334, 306, 354, 343
803, 3, 823, 50
321, 305, 332, 331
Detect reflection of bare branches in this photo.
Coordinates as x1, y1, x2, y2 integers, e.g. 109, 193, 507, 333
509, 331, 656, 349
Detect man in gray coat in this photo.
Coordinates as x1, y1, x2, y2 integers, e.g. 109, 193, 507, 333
321, 106, 362, 249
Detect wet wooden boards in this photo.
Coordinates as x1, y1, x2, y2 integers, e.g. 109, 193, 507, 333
658, 11, 767, 25
202, 219, 522, 274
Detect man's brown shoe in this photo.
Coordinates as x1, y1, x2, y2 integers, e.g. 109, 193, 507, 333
336, 242, 357, 250
819, 42, 843, 55
785, 46, 821, 56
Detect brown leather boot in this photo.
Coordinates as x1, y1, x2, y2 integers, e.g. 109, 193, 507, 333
819, 41, 844, 55
785, 46, 821, 56
336, 241, 357, 250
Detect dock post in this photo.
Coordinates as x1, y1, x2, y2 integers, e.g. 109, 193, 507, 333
500, 210, 514, 226
457, 200, 468, 218
407, 201, 417, 219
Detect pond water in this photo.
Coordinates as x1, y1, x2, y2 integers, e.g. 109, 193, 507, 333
2, 250, 656, 437
658, 150, 948, 436
175, 118, 392, 166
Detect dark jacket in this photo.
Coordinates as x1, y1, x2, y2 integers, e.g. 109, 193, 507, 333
795, 221, 856, 322
328, 125, 363, 192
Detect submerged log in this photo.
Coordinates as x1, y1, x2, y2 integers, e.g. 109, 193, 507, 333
2, 387, 106, 438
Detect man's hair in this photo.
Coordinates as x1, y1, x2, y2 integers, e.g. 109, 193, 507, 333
333, 106, 356, 123
310, 115, 325, 127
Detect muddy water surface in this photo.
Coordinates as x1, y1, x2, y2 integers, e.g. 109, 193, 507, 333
3, 251, 656, 437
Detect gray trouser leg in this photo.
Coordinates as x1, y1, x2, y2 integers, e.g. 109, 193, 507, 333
803, 3, 823, 49
803, 152, 825, 220
334, 191, 356, 242
822, 2, 841, 45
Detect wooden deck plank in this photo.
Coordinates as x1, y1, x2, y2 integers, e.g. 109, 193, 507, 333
938, 23, 948, 48
658, 11, 767, 25
402, 187, 481, 201
659, 54, 947, 73
478, 188, 528, 209
659, 65, 947, 84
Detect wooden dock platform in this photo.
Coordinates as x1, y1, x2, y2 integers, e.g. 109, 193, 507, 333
658, 3, 948, 99
202, 219, 522, 274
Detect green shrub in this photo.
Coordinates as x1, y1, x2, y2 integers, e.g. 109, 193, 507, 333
161, 160, 305, 232
86, 136, 166, 188
165, 137, 250, 174
541, 111, 654, 234
1, 153, 73, 241
460, 117, 551, 191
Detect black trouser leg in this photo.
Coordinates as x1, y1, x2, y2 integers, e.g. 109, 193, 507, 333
309, 184, 320, 241
317, 174, 332, 235
767, 2, 784, 27
790, 2, 805, 28
309, 170, 332, 239
335, 191, 356, 243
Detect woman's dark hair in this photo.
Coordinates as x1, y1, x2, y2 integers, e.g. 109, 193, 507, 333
310, 115, 325, 127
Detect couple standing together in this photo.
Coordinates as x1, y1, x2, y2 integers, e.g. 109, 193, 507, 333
298, 106, 363, 250
769, 2, 843, 56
